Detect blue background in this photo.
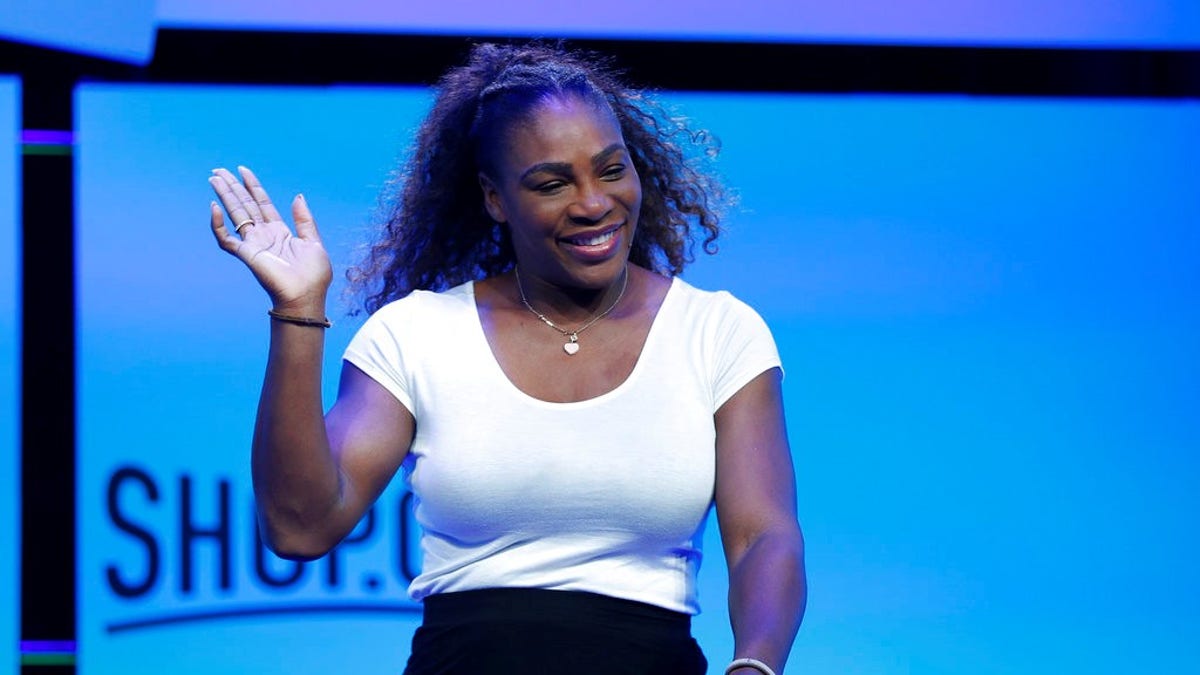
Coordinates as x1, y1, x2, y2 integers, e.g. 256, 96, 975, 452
75, 84, 1200, 673
0, 76, 20, 675
155, 0, 1200, 49
0, 0, 156, 63
5, 0, 1200, 63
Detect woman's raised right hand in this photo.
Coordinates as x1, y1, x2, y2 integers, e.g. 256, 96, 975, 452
208, 166, 333, 313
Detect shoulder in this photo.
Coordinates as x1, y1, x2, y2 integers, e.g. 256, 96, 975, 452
350, 281, 475, 345
665, 278, 781, 408
669, 277, 779, 361
372, 281, 474, 317
668, 277, 770, 329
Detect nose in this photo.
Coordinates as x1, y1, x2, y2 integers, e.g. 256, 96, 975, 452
568, 179, 613, 223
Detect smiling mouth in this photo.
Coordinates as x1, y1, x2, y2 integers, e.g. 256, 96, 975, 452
563, 225, 621, 247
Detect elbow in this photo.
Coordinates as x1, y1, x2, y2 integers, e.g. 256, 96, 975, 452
771, 525, 806, 577
256, 509, 339, 562
736, 521, 804, 564
775, 519, 805, 558
729, 522, 806, 585
264, 536, 332, 563
781, 524, 807, 584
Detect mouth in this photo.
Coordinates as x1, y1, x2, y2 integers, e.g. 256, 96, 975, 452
558, 223, 625, 262
561, 223, 623, 247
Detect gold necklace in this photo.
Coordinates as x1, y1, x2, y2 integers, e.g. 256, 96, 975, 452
514, 265, 629, 355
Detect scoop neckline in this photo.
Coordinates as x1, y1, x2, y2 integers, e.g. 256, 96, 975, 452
466, 276, 678, 408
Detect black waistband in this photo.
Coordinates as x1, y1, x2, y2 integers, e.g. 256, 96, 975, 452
421, 588, 692, 638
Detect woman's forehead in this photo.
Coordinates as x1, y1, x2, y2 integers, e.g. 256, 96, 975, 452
503, 96, 624, 153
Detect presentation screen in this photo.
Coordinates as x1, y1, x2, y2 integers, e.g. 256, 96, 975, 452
155, 0, 1200, 49
77, 83, 1199, 674
0, 75, 20, 675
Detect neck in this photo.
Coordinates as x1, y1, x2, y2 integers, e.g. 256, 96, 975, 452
514, 264, 630, 325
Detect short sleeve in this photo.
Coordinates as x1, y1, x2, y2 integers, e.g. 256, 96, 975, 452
342, 301, 416, 413
710, 291, 783, 411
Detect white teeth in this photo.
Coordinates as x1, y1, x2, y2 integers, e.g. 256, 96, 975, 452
572, 230, 616, 246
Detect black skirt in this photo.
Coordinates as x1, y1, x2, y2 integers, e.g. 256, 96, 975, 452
403, 588, 708, 675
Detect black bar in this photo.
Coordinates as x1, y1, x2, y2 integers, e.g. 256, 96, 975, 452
2, 31, 1199, 97
145, 30, 1200, 98
20, 86, 76, 643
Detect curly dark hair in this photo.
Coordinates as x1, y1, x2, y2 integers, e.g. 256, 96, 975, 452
348, 41, 728, 314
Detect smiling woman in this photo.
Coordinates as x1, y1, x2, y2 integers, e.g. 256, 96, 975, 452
478, 95, 641, 321
207, 42, 805, 675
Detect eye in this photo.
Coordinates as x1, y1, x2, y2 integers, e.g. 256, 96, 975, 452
601, 164, 626, 180
533, 180, 566, 194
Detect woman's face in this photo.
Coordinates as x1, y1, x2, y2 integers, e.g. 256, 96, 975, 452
480, 95, 642, 292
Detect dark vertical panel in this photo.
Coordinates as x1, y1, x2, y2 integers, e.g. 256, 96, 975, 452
20, 68, 76, 645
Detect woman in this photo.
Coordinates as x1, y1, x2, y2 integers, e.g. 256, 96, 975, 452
208, 42, 805, 675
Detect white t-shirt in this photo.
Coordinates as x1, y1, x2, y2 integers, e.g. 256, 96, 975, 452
343, 276, 781, 615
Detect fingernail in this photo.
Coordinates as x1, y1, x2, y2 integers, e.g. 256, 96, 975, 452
296, 193, 305, 201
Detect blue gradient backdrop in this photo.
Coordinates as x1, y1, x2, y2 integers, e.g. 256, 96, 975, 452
76, 85, 1199, 674
7, 1, 1199, 63
155, 0, 1200, 48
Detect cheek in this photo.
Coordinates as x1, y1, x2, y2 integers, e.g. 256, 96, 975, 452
506, 201, 562, 248
624, 168, 643, 206
624, 182, 644, 221
514, 200, 562, 233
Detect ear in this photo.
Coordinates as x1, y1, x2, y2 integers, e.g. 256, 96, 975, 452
478, 172, 507, 223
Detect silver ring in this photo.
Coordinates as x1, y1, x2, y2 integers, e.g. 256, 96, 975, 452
235, 218, 255, 233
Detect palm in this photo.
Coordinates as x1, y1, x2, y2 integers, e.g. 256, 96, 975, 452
234, 217, 332, 306
209, 166, 333, 308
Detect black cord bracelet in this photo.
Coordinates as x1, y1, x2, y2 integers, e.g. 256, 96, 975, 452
267, 309, 332, 328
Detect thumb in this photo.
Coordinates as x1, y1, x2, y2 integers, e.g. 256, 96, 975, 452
292, 193, 321, 242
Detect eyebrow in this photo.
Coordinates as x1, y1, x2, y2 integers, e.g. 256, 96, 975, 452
518, 143, 627, 182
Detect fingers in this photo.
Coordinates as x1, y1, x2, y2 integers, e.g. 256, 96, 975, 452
209, 165, 273, 231
209, 200, 241, 253
237, 165, 284, 224
208, 165, 318, 249
291, 193, 322, 242
209, 169, 261, 235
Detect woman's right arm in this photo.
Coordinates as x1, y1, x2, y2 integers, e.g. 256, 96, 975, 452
209, 166, 414, 561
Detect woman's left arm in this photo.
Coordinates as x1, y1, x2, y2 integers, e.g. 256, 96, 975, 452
715, 367, 806, 675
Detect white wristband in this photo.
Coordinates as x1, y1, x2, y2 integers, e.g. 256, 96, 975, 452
726, 657, 777, 675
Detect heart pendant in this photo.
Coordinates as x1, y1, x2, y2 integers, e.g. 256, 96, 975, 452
563, 341, 580, 355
